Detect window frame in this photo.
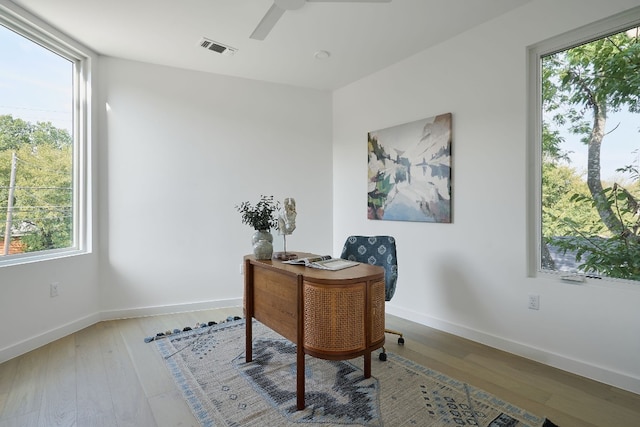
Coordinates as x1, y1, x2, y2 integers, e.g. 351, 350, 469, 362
527, 7, 640, 285
0, 3, 93, 267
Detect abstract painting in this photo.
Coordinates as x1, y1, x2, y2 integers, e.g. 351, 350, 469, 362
368, 113, 452, 223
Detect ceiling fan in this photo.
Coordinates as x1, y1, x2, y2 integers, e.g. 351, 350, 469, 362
250, 0, 391, 41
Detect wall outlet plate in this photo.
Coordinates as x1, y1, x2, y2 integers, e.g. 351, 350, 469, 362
528, 294, 539, 310
50, 282, 59, 297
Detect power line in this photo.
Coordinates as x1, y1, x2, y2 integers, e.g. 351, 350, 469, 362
0, 186, 71, 190
2, 206, 71, 210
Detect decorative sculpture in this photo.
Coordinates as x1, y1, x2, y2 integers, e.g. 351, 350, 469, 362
274, 197, 297, 260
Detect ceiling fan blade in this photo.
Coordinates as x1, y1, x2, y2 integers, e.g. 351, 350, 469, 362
307, 0, 391, 3
250, 3, 286, 40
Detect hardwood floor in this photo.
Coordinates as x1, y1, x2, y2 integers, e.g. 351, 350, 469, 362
1, 307, 639, 426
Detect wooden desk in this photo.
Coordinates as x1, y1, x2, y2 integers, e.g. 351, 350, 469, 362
243, 253, 386, 410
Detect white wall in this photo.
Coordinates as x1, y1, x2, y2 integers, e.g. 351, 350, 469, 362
0, 255, 100, 361
98, 58, 333, 317
333, 0, 640, 394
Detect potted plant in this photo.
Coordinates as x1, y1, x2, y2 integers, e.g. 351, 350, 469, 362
236, 195, 280, 259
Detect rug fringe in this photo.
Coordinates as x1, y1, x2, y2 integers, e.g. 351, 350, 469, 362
143, 315, 242, 343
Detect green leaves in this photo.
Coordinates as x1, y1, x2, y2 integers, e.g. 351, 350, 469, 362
546, 183, 640, 280
1, 115, 73, 252
236, 195, 280, 231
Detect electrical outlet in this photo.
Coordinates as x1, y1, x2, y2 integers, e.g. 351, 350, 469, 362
50, 282, 59, 297
239, 263, 244, 275
528, 294, 539, 310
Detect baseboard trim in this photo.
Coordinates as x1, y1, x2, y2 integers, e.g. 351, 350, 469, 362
0, 298, 243, 365
99, 298, 243, 321
386, 304, 640, 395
0, 312, 101, 364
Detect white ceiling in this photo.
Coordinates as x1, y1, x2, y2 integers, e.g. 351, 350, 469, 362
11, 0, 532, 91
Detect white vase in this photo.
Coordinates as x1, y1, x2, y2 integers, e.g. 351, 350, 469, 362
252, 230, 273, 260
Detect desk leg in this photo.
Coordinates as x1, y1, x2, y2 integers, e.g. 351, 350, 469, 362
244, 259, 253, 363
246, 318, 252, 363
296, 346, 305, 410
364, 352, 371, 378
296, 273, 305, 410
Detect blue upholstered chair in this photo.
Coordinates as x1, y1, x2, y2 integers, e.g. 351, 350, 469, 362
340, 235, 404, 361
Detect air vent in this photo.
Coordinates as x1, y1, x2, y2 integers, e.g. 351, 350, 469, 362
198, 37, 237, 56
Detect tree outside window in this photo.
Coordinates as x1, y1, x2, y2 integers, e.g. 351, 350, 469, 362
541, 25, 640, 282
0, 22, 76, 258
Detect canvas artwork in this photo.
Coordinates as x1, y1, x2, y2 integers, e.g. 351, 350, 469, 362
368, 113, 452, 223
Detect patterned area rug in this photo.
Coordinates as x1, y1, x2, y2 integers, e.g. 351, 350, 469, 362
154, 319, 555, 427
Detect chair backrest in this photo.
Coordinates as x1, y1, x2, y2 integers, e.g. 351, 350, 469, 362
340, 235, 398, 301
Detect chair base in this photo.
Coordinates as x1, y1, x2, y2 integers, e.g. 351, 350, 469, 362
378, 328, 405, 361
385, 327, 404, 344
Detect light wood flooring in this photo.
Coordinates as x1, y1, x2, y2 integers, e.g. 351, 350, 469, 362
1, 306, 639, 427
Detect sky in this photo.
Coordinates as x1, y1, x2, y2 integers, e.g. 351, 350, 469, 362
0, 24, 72, 132
557, 108, 640, 184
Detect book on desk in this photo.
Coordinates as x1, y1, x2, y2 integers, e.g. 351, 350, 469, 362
283, 255, 359, 271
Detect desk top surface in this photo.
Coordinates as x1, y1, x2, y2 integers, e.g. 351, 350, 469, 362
245, 252, 384, 283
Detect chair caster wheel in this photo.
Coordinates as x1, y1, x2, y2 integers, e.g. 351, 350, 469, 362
379, 352, 387, 361
398, 337, 405, 345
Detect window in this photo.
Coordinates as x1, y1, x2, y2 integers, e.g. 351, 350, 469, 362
0, 8, 91, 265
529, 8, 640, 283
